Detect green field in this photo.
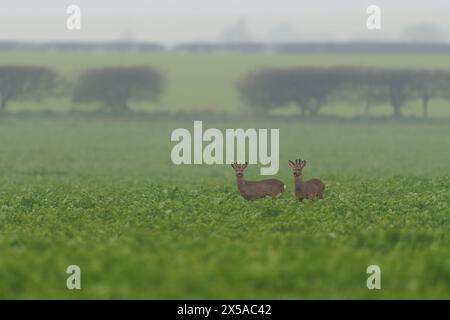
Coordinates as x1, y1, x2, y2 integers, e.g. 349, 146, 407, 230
0, 112, 449, 299
1, 53, 450, 299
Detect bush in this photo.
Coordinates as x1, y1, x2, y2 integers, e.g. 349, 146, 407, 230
358, 69, 450, 117
0, 66, 58, 111
408, 70, 450, 118
238, 67, 450, 117
73, 66, 164, 111
345, 69, 417, 117
238, 67, 345, 115
336, 68, 387, 115
376, 69, 417, 117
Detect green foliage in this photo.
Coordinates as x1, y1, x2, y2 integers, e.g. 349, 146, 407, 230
3, 53, 450, 117
0, 65, 58, 110
73, 66, 164, 111
238, 67, 450, 117
0, 115, 449, 299
238, 67, 347, 115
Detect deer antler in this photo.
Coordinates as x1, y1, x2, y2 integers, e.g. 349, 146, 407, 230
288, 160, 295, 168
232, 162, 249, 170
293, 159, 306, 169
300, 160, 307, 168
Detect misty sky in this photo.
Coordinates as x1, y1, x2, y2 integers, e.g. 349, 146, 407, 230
0, 0, 449, 43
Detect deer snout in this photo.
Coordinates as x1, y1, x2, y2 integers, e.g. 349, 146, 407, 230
236, 173, 244, 177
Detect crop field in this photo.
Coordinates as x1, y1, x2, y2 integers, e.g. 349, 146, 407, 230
0, 113, 449, 299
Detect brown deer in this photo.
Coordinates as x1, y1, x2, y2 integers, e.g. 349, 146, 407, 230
231, 162, 285, 201
288, 159, 325, 201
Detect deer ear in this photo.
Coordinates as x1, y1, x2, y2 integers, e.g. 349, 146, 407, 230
301, 160, 307, 167
231, 163, 235, 169
243, 162, 248, 169
288, 160, 295, 168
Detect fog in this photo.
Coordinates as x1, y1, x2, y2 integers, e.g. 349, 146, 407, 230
0, 0, 449, 43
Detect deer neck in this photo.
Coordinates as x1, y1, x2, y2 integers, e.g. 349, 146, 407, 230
236, 176, 246, 190
294, 175, 304, 189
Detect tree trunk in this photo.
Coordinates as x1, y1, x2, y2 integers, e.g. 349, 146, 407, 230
299, 104, 307, 116
309, 107, 319, 116
119, 101, 129, 112
393, 104, 401, 117
310, 101, 322, 116
297, 102, 308, 117
0, 94, 7, 111
364, 102, 371, 116
107, 99, 129, 112
422, 97, 429, 119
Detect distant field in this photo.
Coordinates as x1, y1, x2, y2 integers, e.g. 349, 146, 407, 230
1, 53, 450, 117
0, 114, 449, 298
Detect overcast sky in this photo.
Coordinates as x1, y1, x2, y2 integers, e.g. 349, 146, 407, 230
0, 0, 449, 43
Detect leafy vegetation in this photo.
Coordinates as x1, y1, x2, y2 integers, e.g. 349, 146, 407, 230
72, 66, 164, 112
238, 67, 450, 117
0, 65, 58, 111
0, 114, 449, 299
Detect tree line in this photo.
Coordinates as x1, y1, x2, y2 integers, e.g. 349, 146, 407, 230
3, 41, 450, 54
0, 65, 449, 117
0, 66, 164, 112
238, 67, 450, 118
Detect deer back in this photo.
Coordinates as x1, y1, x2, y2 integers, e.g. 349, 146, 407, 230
239, 179, 285, 200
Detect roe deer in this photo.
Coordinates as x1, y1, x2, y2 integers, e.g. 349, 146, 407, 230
231, 162, 285, 201
288, 159, 325, 201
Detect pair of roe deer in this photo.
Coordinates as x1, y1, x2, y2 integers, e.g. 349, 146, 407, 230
231, 159, 325, 201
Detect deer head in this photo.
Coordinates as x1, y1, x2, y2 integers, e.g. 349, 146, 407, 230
288, 159, 306, 178
231, 162, 248, 178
